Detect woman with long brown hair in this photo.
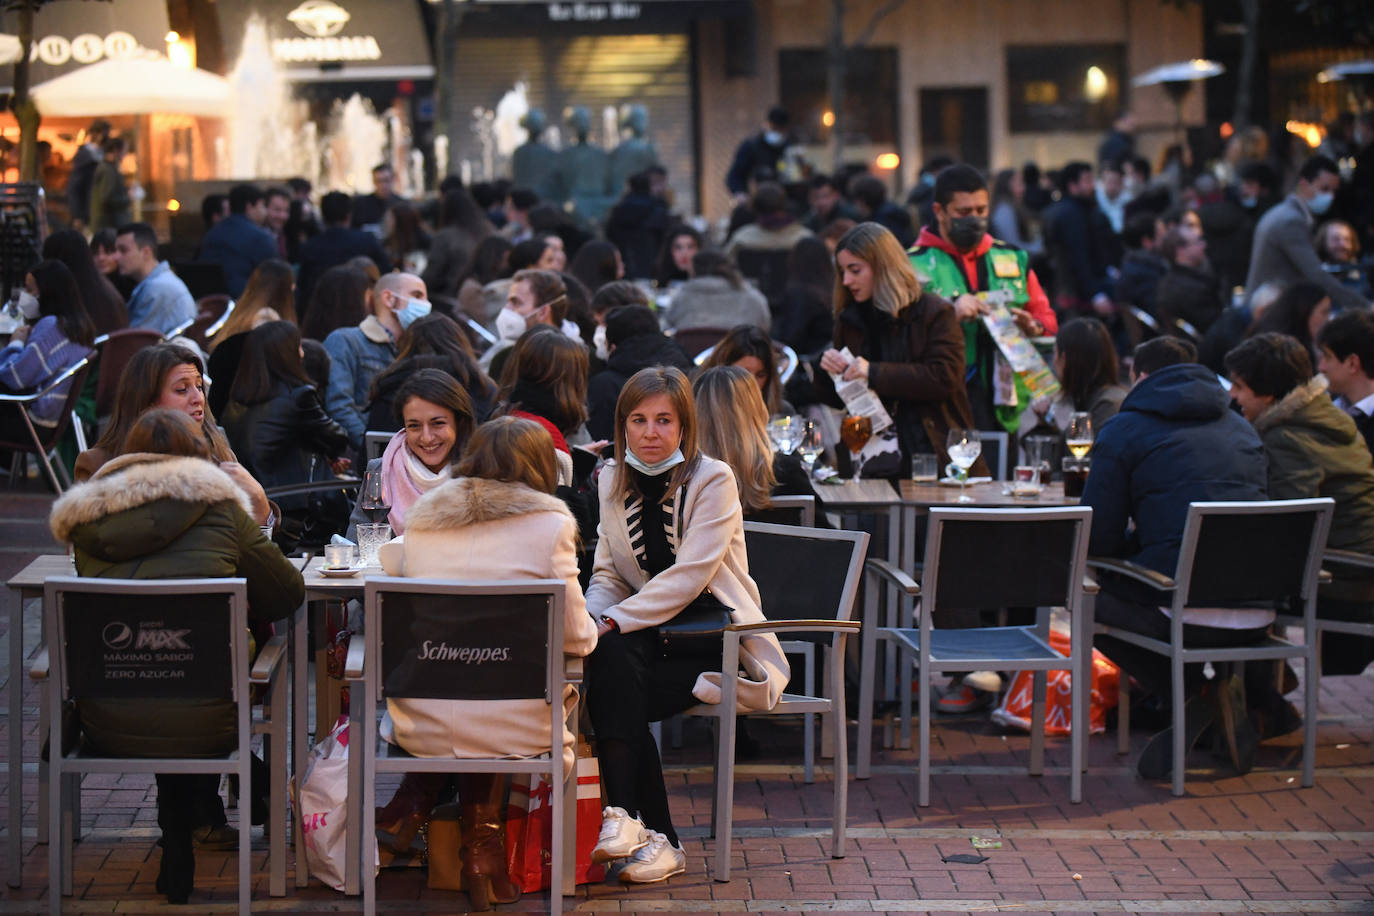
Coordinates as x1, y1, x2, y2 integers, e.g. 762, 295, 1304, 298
497, 324, 588, 485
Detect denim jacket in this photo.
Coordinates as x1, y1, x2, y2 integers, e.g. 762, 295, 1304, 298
126, 261, 196, 335
323, 315, 396, 449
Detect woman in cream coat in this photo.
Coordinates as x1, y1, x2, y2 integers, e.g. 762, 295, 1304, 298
585, 366, 788, 884
374, 416, 597, 910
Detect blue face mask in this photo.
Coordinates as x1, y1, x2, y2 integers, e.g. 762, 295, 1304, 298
1240, 195, 1258, 208
763, 130, 784, 146
624, 447, 685, 477
395, 296, 432, 329
1308, 191, 1334, 216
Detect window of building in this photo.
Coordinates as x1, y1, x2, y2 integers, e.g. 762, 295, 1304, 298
1006, 44, 1125, 133
777, 47, 899, 146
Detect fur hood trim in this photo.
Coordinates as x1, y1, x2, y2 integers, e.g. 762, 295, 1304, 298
50, 454, 253, 543
404, 476, 572, 532
1253, 375, 1329, 435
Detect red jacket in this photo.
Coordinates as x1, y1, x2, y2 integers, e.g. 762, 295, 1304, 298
912, 226, 1057, 334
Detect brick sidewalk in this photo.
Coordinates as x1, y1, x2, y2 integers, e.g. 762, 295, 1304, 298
2, 489, 1372, 913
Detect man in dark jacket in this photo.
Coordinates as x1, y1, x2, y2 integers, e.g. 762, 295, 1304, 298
586, 305, 692, 440
197, 184, 277, 298
1043, 161, 1118, 315
1317, 309, 1374, 458
297, 191, 392, 317
64, 118, 108, 230
1114, 212, 1167, 320
1155, 224, 1226, 335
1081, 337, 1268, 778
726, 106, 791, 203
604, 171, 670, 280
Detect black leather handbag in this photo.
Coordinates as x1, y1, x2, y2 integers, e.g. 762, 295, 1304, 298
658, 591, 733, 660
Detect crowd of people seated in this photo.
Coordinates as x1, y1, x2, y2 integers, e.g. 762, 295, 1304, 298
5, 112, 1374, 907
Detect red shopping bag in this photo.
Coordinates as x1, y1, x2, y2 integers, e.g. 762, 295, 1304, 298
991, 628, 1120, 735
503, 756, 605, 892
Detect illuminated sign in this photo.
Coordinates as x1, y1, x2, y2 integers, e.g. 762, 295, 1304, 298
29, 30, 141, 66
276, 0, 380, 63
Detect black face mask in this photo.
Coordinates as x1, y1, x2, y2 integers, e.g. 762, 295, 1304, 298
946, 216, 987, 250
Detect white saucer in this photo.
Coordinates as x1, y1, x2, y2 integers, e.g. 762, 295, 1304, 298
318, 565, 364, 578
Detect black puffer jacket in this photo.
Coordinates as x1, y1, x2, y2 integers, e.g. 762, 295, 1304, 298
222, 382, 349, 492
586, 333, 693, 440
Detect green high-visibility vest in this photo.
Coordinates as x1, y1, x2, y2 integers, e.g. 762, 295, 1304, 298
908, 241, 1032, 433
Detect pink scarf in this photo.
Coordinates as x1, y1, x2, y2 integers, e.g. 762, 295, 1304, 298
380, 429, 450, 534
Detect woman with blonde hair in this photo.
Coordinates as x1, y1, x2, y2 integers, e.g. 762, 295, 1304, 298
210, 259, 296, 352
585, 366, 788, 883
818, 221, 983, 476
692, 365, 777, 514
373, 415, 597, 909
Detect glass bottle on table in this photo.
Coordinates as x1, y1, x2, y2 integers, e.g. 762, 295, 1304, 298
797, 420, 823, 478
945, 428, 982, 503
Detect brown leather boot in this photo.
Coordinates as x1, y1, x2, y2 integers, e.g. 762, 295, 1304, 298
375, 772, 446, 857
457, 774, 521, 911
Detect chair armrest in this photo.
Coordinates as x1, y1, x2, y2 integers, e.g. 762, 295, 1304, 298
726, 619, 862, 637
344, 638, 366, 680
29, 645, 49, 681
1082, 575, 1100, 596
865, 558, 921, 596
1322, 548, 1374, 571
1086, 557, 1176, 591
249, 634, 287, 683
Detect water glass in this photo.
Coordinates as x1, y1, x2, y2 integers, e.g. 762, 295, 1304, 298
1012, 465, 1041, 498
356, 522, 392, 567
323, 543, 355, 570
911, 453, 939, 483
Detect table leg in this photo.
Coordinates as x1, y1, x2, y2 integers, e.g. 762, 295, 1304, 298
6, 588, 22, 887
293, 598, 309, 889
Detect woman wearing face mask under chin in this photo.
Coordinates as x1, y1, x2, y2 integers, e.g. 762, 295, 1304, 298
0, 259, 97, 450
480, 267, 570, 380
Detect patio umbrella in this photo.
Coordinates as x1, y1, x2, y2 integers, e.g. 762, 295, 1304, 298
30, 54, 231, 118
1132, 59, 1225, 139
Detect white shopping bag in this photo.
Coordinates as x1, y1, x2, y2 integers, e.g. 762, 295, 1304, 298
294, 719, 378, 891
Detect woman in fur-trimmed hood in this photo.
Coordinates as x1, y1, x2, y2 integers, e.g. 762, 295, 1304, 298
1227, 333, 1374, 678
372, 415, 597, 910
47, 409, 304, 904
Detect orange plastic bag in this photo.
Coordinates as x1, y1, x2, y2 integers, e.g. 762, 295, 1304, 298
990, 628, 1119, 735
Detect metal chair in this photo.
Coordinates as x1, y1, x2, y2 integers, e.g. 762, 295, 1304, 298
37, 577, 288, 914
672, 326, 733, 361
1275, 548, 1374, 760
976, 430, 1010, 480
863, 506, 1096, 805
364, 430, 392, 462
682, 522, 868, 881
0, 357, 92, 493
748, 494, 816, 527
346, 578, 577, 913
1090, 498, 1333, 796
93, 327, 163, 420
181, 295, 235, 351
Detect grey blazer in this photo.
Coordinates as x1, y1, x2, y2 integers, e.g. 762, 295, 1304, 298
1244, 195, 1367, 311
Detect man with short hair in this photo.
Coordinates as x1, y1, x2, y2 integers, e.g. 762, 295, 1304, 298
1096, 159, 1132, 233
201, 193, 229, 231
1155, 224, 1225, 335
849, 174, 915, 248
1317, 309, 1374, 455
197, 183, 277, 297
1246, 155, 1368, 311
264, 187, 291, 258
323, 272, 429, 451
296, 190, 392, 316
1114, 211, 1168, 319
725, 181, 811, 255
352, 163, 405, 232
727, 106, 791, 203
803, 173, 856, 232
64, 118, 109, 230
908, 163, 1056, 433
89, 137, 131, 234
1081, 336, 1268, 778
1043, 160, 1117, 316
115, 222, 197, 335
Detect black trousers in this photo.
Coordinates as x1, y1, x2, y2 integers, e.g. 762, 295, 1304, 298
1093, 590, 1269, 699
586, 627, 703, 845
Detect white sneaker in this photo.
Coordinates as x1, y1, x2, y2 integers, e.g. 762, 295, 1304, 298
617, 831, 686, 883
964, 670, 1003, 693
591, 806, 650, 864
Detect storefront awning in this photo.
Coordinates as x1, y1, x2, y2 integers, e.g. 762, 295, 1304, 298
0, 0, 172, 94
216, 0, 434, 83
438, 0, 752, 34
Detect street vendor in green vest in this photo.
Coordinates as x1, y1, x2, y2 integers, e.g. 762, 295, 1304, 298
908, 164, 1058, 432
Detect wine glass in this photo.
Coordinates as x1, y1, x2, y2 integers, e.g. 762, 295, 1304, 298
840, 414, 873, 478
1065, 412, 1094, 460
767, 415, 799, 455
945, 428, 982, 503
358, 465, 390, 525
797, 420, 823, 477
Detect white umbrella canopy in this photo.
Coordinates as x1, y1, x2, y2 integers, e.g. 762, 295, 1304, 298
1318, 60, 1374, 82
30, 55, 230, 117
1132, 59, 1225, 87
0, 34, 21, 67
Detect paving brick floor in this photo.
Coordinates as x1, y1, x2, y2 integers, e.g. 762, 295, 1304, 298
1, 489, 1372, 913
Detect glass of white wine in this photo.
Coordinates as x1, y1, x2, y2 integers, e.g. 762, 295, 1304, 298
1066, 412, 1094, 461
945, 428, 982, 503
797, 420, 824, 478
